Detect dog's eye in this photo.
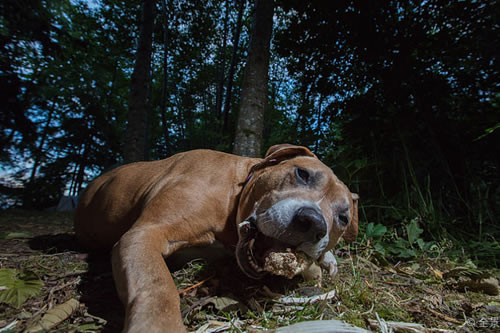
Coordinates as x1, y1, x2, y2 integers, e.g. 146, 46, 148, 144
338, 213, 349, 227
295, 167, 310, 184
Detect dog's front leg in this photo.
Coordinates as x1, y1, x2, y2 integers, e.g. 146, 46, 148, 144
112, 226, 187, 333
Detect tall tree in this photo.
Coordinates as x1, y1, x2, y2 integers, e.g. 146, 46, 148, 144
123, 0, 155, 163
215, 0, 230, 120
222, 0, 246, 132
233, 0, 274, 157
159, 0, 170, 158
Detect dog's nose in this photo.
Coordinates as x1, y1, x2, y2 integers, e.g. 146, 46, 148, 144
290, 207, 327, 243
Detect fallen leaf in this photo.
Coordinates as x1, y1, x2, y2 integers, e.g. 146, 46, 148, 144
205, 296, 247, 312
25, 298, 79, 333
428, 264, 443, 279
0, 232, 33, 240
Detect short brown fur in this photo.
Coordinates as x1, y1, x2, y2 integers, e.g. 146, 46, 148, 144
75, 145, 358, 332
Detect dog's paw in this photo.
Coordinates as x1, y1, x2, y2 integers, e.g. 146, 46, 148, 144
302, 262, 323, 286
319, 251, 338, 277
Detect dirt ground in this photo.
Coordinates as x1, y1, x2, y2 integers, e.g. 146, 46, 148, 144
0, 210, 499, 332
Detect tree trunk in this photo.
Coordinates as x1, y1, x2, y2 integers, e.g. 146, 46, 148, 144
75, 140, 90, 195
160, 0, 170, 158
29, 102, 55, 183
216, 0, 230, 120
314, 96, 324, 152
233, 0, 274, 157
123, 0, 155, 164
222, 0, 246, 132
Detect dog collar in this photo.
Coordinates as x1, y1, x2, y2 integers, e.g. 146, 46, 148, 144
242, 173, 253, 188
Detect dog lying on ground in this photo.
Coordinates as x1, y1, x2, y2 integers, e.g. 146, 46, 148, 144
75, 144, 359, 332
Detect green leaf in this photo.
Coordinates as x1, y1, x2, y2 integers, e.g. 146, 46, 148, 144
406, 219, 423, 245
394, 238, 410, 248
392, 247, 416, 258
365, 222, 374, 237
371, 224, 387, 238
416, 238, 426, 250
353, 158, 368, 170
0, 269, 44, 308
365, 223, 387, 239
373, 242, 386, 255
0, 232, 34, 240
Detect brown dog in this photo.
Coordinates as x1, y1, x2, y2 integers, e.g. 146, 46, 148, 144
74, 144, 358, 332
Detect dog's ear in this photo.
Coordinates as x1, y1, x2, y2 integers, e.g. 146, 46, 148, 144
264, 144, 316, 160
249, 144, 316, 174
343, 193, 359, 242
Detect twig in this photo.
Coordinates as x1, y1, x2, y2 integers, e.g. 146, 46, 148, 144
426, 307, 462, 324
60, 270, 88, 277
375, 312, 390, 333
382, 280, 411, 287
276, 290, 336, 305
178, 275, 214, 295
360, 302, 375, 315
272, 305, 305, 314
49, 277, 81, 295
356, 256, 381, 271
0, 320, 18, 332
368, 318, 456, 333
181, 296, 212, 318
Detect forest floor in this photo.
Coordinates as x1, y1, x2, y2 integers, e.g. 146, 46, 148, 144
0, 211, 499, 332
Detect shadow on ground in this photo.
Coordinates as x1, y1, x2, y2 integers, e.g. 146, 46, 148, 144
29, 234, 124, 332
27, 234, 303, 331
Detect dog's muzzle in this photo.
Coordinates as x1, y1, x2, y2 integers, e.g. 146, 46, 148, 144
236, 199, 329, 279
286, 206, 327, 244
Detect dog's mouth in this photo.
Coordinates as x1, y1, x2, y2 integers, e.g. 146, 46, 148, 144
236, 219, 313, 279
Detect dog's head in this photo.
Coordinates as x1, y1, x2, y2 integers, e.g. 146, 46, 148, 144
235, 144, 359, 279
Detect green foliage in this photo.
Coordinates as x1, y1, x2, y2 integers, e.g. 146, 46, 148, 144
363, 219, 438, 260
275, 0, 500, 257
364, 222, 387, 240
0, 269, 44, 308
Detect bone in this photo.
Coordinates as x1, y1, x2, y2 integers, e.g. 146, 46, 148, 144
263, 249, 313, 279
